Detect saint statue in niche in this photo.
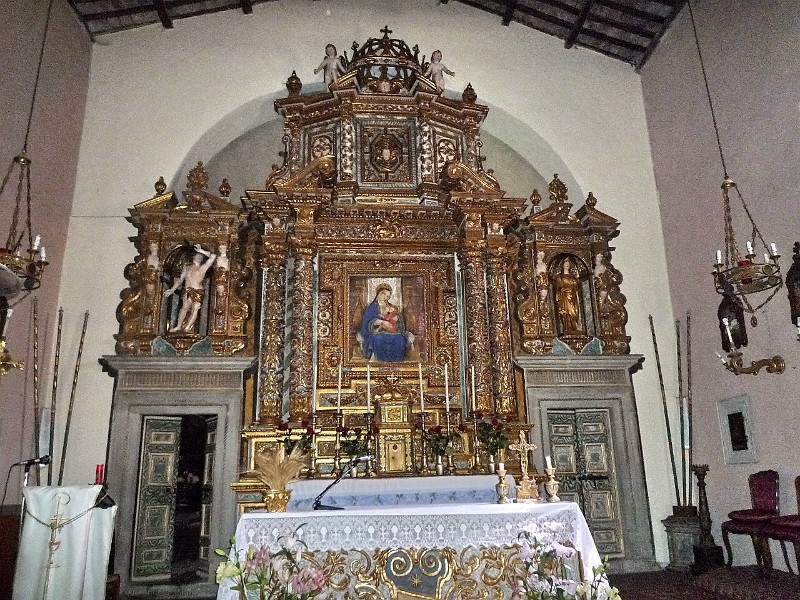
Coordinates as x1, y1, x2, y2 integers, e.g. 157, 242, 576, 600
353, 277, 421, 362
553, 258, 582, 334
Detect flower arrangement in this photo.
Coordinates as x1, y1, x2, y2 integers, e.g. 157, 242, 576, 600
277, 420, 316, 455
423, 424, 459, 457
338, 426, 368, 458
513, 522, 621, 600
475, 412, 510, 456
215, 526, 326, 600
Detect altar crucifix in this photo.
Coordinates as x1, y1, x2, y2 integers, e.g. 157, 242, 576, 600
509, 430, 540, 502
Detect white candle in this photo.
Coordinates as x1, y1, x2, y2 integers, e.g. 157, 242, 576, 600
32, 235, 40, 250
336, 363, 342, 411
770, 242, 778, 256
39, 246, 46, 261
545, 455, 553, 470
764, 253, 770, 264
746, 241, 754, 255
498, 462, 505, 472
470, 364, 476, 412
715, 249, 722, 265
366, 363, 371, 412
418, 362, 424, 412
444, 363, 449, 412
722, 317, 735, 349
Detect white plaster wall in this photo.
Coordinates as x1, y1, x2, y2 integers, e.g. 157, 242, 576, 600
61, 0, 676, 564
641, 0, 800, 567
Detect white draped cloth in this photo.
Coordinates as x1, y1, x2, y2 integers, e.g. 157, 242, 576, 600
13, 485, 117, 600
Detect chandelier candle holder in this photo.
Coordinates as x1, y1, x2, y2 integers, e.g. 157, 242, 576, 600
687, 0, 784, 374
0, 0, 56, 369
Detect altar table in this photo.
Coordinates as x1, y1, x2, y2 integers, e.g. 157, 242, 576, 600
217, 502, 601, 600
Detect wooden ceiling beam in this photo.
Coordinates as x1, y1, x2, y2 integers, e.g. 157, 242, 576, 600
564, 0, 595, 48
153, 0, 173, 29
502, 0, 518, 26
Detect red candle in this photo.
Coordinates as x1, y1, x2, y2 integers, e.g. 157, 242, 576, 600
95, 464, 104, 485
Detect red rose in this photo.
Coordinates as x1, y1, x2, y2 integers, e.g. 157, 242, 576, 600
458, 423, 468, 432
301, 419, 310, 427
306, 426, 315, 435
475, 411, 484, 420
373, 425, 380, 434
277, 421, 289, 432
354, 427, 363, 436
336, 425, 345, 433
491, 418, 500, 426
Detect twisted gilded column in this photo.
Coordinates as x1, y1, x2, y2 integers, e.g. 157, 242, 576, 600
258, 234, 289, 425
460, 243, 493, 413
485, 227, 515, 415
288, 205, 317, 419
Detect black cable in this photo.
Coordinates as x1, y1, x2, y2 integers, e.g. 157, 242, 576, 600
0, 464, 18, 510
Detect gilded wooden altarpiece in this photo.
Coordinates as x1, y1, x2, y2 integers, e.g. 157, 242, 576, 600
113, 28, 633, 501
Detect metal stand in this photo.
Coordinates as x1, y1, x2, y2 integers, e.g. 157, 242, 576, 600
307, 412, 319, 478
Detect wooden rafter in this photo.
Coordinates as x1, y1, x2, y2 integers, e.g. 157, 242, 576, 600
502, 0, 518, 26
153, 0, 173, 29
564, 0, 595, 48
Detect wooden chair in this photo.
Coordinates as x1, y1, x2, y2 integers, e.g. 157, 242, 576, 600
762, 475, 800, 574
720, 469, 779, 568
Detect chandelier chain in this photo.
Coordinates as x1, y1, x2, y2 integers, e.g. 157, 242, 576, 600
23, 0, 57, 153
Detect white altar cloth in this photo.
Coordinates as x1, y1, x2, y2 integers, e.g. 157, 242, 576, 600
286, 473, 516, 509
217, 501, 600, 600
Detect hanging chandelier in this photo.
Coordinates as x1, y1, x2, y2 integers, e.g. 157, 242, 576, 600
0, 0, 55, 375
687, 1, 784, 376
686, 1, 782, 311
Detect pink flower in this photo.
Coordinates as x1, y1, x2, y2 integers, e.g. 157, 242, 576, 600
246, 546, 272, 571
290, 564, 325, 594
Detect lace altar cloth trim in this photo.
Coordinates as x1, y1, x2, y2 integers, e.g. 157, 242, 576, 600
236, 502, 599, 570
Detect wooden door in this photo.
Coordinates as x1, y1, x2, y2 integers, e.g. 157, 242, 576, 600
546, 408, 625, 557
131, 416, 181, 582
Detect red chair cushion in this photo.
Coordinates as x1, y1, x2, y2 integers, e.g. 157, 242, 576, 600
770, 514, 800, 528
763, 522, 800, 542
727, 508, 778, 522
722, 518, 764, 535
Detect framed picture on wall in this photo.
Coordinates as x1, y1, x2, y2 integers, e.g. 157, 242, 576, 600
717, 394, 757, 464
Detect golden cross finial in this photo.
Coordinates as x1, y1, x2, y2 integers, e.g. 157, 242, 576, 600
380, 25, 393, 37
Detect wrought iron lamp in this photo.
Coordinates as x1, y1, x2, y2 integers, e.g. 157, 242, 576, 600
688, 1, 783, 375
0, 0, 55, 374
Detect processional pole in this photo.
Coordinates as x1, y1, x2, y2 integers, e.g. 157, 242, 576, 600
58, 310, 89, 485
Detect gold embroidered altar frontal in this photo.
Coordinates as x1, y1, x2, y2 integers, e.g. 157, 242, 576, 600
217, 503, 600, 600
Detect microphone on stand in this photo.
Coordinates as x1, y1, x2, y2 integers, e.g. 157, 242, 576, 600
17, 455, 51, 471
312, 455, 375, 511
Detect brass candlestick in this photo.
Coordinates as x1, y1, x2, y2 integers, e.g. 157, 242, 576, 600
470, 411, 482, 473
364, 410, 376, 477
496, 466, 510, 504
307, 412, 320, 478
418, 411, 429, 473
333, 409, 343, 474
544, 467, 560, 502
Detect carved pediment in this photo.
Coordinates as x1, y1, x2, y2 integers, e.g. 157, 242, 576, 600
440, 161, 503, 196
274, 156, 337, 191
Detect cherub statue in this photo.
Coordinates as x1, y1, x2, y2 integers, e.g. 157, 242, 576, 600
424, 50, 455, 90
164, 244, 217, 333
314, 43, 345, 87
